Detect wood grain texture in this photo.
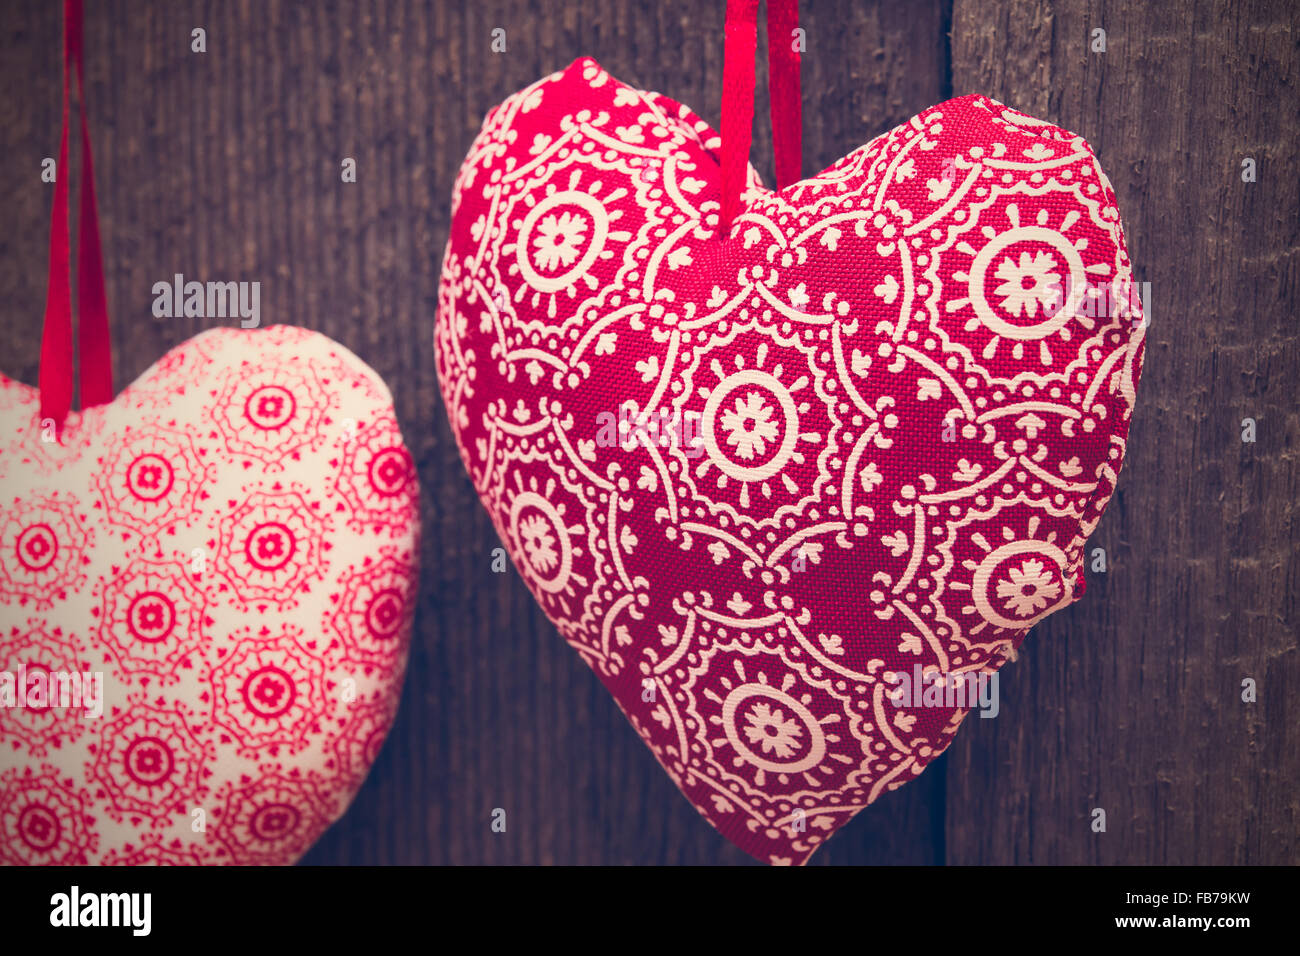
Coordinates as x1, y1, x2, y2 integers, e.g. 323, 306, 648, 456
0, 0, 1293, 866
945, 0, 1299, 865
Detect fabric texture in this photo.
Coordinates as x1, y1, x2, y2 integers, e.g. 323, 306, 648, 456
0, 325, 419, 864
436, 57, 1145, 864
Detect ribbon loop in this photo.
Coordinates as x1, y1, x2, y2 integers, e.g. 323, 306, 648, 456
719, 0, 803, 236
39, 0, 112, 429
767, 0, 802, 191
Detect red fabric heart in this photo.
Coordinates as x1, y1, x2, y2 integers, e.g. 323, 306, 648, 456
0, 327, 420, 864
437, 55, 1145, 864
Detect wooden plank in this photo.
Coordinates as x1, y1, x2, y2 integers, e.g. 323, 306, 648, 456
0, 0, 952, 864
946, 0, 1299, 864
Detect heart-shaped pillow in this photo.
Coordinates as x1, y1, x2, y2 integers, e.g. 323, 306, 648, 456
0, 325, 420, 864
436, 56, 1144, 864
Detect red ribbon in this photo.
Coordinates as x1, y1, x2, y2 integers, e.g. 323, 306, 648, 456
767, 0, 802, 191
720, 0, 802, 235
39, 0, 112, 430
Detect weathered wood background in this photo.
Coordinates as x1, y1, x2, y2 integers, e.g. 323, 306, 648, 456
0, 0, 1294, 865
